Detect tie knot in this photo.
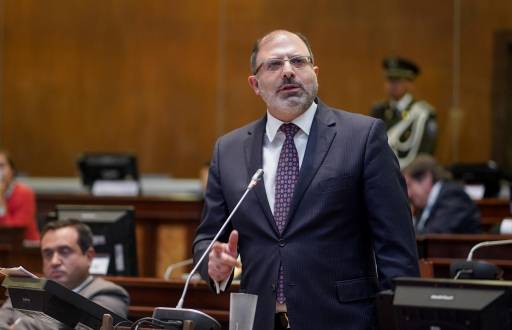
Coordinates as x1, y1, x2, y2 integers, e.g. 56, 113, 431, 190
279, 123, 300, 138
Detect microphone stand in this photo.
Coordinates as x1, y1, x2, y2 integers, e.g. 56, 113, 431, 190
452, 239, 512, 280
151, 169, 264, 330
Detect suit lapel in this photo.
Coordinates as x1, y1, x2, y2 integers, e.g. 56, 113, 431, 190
288, 102, 337, 222
244, 117, 278, 232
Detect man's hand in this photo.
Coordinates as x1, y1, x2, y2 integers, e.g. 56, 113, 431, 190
208, 230, 241, 282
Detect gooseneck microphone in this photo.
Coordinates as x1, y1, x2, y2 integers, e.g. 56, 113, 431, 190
177, 168, 263, 308
452, 239, 512, 280
466, 239, 512, 261
151, 169, 264, 329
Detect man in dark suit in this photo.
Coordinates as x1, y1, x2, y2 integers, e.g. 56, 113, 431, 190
0, 219, 129, 329
193, 30, 419, 330
403, 154, 481, 234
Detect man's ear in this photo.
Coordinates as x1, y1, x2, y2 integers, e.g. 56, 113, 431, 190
247, 76, 260, 95
85, 246, 95, 261
423, 171, 434, 189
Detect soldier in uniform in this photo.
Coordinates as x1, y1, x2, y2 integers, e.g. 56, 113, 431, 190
371, 57, 437, 169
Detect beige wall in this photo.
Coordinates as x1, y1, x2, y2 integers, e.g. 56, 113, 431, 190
1, 0, 511, 177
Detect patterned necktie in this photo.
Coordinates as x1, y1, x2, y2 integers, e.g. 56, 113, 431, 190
274, 123, 300, 304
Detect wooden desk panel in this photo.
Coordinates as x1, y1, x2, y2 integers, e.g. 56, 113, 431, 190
476, 198, 512, 231
34, 194, 512, 277
417, 234, 512, 260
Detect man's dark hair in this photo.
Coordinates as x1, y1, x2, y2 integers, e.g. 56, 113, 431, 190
41, 219, 94, 254
250, 30, 315, 74
402, 154, 452, 183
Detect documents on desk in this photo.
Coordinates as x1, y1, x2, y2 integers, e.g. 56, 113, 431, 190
464, 184, 485, 200
92, 180, 140, 196
0, 266, 38, 278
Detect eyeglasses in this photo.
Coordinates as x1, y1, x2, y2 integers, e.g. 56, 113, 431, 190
254, 55, 313, 74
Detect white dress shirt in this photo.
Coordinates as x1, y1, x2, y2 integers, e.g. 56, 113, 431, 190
416, 181, 443, 231
263, 102, 318, 213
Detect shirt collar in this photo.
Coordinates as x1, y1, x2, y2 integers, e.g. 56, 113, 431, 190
425, 180, 443, 212
393, 92, 413, 112
72, 275, 94, 293
416, 181, 443, 231
265, 101, 318, 143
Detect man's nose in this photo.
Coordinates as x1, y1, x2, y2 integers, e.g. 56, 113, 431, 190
281, 60, 295, 78
50, 253, 62, 265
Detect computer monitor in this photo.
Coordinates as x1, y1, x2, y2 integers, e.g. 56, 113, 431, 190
55, 205, 138, 276
3, 276, 128, 329
392, 277, 512, 330
76, 153, 139, 189
449, 161, 502, 198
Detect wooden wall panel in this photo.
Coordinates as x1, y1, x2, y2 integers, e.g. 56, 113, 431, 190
0, 0, 221, 177
1, 0, 512, 177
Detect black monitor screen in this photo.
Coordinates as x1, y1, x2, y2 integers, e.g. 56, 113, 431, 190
449, 162, 501, 198
77, 153, 139, 188
392, 277, 512, 330
55, 205, 138, 276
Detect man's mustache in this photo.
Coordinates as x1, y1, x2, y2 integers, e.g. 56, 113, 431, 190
277, 77, 303, 91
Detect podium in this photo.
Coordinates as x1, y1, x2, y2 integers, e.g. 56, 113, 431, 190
2, 275, 128, 330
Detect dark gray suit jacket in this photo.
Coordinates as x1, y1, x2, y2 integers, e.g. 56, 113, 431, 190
0, 277, 129, 330
416, 181, 481, 234
193, 99, 420, 330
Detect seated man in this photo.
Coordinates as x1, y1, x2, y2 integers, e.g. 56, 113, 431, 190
403, 154, 481, 234
0, 150, 39, 241
0, 219, 130, 329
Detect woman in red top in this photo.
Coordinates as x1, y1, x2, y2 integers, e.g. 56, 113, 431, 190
0, 151, 39, 241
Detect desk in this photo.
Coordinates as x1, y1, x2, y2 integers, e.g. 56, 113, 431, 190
37, 194, 203, 277
0, 276, 232, 329
417, 234, 512, 259
104, 276, 234, 325
477, 198, 511, 231
33, 190, 512, 277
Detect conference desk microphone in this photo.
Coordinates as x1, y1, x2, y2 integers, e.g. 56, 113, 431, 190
451, 239, 512, 280
148, 169, 264, 330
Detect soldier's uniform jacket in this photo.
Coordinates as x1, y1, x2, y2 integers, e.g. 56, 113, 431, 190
371, 93, 437, 168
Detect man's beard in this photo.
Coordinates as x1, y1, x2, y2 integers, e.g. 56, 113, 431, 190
272, 77, 317, 115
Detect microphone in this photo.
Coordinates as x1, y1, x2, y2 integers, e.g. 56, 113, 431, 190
466, 239, 512, 261
152, 169, 264, 329
451, 239, 512, 280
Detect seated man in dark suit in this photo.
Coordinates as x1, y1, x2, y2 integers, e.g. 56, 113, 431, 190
0, 219, 130, 329
403, 154, 481, 234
